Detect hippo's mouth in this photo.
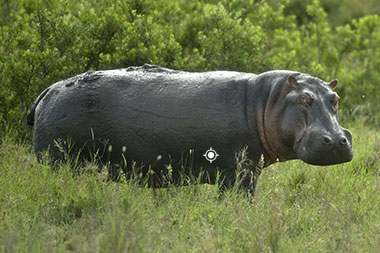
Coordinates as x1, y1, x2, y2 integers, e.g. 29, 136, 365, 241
299, 148, 353, 165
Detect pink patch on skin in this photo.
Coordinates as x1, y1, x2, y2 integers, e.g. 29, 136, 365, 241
294, 125, 306, 147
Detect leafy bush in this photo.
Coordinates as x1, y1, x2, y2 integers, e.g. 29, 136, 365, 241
1, 0, 380, 139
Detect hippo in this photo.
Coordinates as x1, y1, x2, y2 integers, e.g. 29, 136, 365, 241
27, 64, 353, 193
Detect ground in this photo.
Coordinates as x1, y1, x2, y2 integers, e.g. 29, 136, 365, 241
1, 121, 380, 252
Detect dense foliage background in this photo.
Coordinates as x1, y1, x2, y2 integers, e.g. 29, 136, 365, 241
1, 0, 380, 138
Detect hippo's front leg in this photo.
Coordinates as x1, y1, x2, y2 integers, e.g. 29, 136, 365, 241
218, 148, 264, 194
218, 165, 262, 194
236, 164, 263, 194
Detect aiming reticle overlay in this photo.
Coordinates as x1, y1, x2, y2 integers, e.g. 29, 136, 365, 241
203, 147, 219, 163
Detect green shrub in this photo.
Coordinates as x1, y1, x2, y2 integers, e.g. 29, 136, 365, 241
1, 0, 380, 139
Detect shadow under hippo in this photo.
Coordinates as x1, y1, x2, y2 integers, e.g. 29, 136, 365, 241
27, 64, 353, 193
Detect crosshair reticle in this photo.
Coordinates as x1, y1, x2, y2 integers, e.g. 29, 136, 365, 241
203, 147, 219, 163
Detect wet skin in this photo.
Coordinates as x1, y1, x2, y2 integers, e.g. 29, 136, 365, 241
28, 64, 353, 192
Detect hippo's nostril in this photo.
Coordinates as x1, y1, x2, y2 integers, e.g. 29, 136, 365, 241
322, 135, 333, 146
340, 136, 348, 146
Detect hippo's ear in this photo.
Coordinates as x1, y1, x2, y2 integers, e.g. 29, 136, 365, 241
287, 75, 298, 89
329, 80, 338, 90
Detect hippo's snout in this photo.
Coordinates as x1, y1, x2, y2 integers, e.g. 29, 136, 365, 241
296, 128, 353, 166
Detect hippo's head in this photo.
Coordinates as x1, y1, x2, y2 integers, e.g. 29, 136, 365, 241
263, 73, 353, 166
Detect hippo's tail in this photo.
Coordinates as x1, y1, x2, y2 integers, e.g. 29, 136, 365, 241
27, 88, 50, 126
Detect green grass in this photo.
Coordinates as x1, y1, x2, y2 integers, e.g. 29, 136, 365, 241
1, 122, 380, 252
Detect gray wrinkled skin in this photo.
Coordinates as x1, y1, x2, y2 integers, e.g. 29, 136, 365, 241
28, 64, 353, 192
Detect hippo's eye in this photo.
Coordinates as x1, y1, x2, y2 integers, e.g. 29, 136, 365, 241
298, 93, 312, 107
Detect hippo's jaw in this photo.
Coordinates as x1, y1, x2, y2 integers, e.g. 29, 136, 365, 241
294, 127, 353, 166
